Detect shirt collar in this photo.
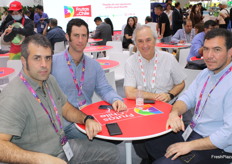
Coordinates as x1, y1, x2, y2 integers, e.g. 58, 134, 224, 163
208, 62, 232, 77
66, 49, 85, 64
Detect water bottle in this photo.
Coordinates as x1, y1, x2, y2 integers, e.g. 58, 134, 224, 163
136, 86, 144, 109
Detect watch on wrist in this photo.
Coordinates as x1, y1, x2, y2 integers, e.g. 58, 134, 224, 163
84, 115, 94, 124
168, 93, 175, 100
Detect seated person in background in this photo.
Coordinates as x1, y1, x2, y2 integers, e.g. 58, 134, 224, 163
143, 28, 232, 164
124, 25, 186, 103
194, 22, 204, 34
104, 18, 114, 36
122, 17, 136, 49
124, 25, 186, 163
52, 18, 127, 139
92, 17, 112, 45
0, 34, 119, 164
43, 18, 66, 50
171, 19, 195, 43
145, 16, 158, 37
3, 1, 34, 60
186, 20, 217, 62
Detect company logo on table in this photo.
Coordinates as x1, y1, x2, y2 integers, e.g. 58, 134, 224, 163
64, 5, 92, 18
134, 104, 163, 116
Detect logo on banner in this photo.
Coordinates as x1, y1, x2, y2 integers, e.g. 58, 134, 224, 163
64, 5, 92, 18
134, 104, 163, 115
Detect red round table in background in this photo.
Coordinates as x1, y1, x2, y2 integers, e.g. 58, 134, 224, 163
96, 59, 119, 70
88, 38, 103, 43
0, 67, 15, 79
84, 45, 113, 53
156, 42, 191, 49
190, 56, 203, 61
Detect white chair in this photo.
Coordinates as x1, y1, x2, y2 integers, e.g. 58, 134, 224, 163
108, 51, 130, 81
183, 68, 201, 91
105, 41, 123, 59
92, 71, 117, 103
54, 41, 66, 54
7, 60, 22, 81
179, 48, 190, 68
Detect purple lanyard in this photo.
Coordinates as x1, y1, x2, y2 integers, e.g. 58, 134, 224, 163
64, 51, 86, 107
19, 73, 62, 133
190, 66, 232, 128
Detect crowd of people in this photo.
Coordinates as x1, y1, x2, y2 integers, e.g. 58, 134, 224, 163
1, 0, 232, 164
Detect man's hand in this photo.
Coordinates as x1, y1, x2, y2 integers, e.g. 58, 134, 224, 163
179, 40, 185, 43
166, 111, 185, 132
153, 93, 171, 102
85, 119, 102, 140
112, 100, 127, 112
165, 142, 192, 160
4, 25, 13, 35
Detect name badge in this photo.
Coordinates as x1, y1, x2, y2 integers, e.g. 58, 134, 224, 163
41, 24, 44, 29
63, 141, 73, 161
182, 125, 193, 141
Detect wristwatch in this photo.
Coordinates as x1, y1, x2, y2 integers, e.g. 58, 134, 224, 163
168, 93, 175, 100
84, 115, 94, 124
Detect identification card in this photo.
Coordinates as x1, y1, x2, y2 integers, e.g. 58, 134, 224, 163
62, 141, 73, 161
182, 125, 193, 141
41, 24, 44, 29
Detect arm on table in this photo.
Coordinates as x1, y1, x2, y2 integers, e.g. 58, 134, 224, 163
62, 101, 102, 140
0, 133, 66, 164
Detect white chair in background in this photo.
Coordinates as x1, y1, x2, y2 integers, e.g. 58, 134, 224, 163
92, 71, 117, 103
105, 41, 123, 59
54, 41, 67, 54
179, 48, 190, 68
183, 68, 201, 91
7, 60, 22, 81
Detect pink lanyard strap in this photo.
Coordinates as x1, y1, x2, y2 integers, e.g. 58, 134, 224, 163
190, 66, 232, 128
138, 52, 158, 89
64, 51, 86, 107
19, 73, 62, 133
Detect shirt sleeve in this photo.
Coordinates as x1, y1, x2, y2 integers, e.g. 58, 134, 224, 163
171, 29, 181, 43
209, 87, 232, 150
94, 63, 122, 104
188, 33, 204, 61
93, 25, 101, 39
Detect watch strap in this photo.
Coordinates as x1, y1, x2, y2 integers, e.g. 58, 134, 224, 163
168, 93, 175, 100
84, 115, 94, 124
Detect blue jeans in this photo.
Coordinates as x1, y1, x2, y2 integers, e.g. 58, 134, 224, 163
63, 119, 87, 139
161, 35, 172, 53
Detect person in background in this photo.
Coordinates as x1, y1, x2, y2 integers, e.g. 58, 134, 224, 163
43, 18, 66, 50
124, 25, 186, 163
1, 11, 8, 22
3, 1, 34, 60
189, 4, 202, 27
52, 18, 127, 139
92, 17, 112, 45
144, 28, 232, 164
0, 12, 13, 35
34, 5, 49, 34
218, 2, 230, 29
164, 3, 173, 31
24, 10, 31, 19
194, 22, 204, 34
171, 19, 195, 43
172, 2, 183, 35
145, 16, 158, 37
0, 34, 119, 164
104, 18, 114, 36
154, 4, 172, 43
186, 20, 217, 63
122, 16, 136, 49
134, 16, 141, 27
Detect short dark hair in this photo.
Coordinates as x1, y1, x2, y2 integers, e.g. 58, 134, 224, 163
36, 5, 43, 11
155, 4, 163, 11
49, 18, 57, 26
145, 16, 153, 22
204, 20, 217, 29
66, 18, 89, 38
175, 2, 180, 8
94, 17, 102, 22
204, 28, 232, 50
183, 19, 192, 26
21, 34, 52, 60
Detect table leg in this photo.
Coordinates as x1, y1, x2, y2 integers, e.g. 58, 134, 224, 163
125, 140, 132, 164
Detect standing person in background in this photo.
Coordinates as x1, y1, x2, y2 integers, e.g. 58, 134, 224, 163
93, 17, 112, 45
218, 3, 230, 29
164, 3, 173, 31
189, 4, 202, 27
172, 2, 183, 35
145, 16, 158, 37
154, 4, 172, 43
104, 18, 114, 36
34, 5, 49, 34
122, 17, 136, 49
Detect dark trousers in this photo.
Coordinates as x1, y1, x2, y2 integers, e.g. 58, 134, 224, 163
144, 131, 232, 164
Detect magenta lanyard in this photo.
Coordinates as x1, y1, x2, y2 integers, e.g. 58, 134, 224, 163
19, 73, 62, 133
190, 66, 232, 128
64, 51, 86, 107
138, 52, 158, 89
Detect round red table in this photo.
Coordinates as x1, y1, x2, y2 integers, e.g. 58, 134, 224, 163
0, 67, 15, 79
96, 59, 119, 70
190, 56, 203, 61
84, 45, 113, 53
88, 38, 103, 43
156, 42, 191, 49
